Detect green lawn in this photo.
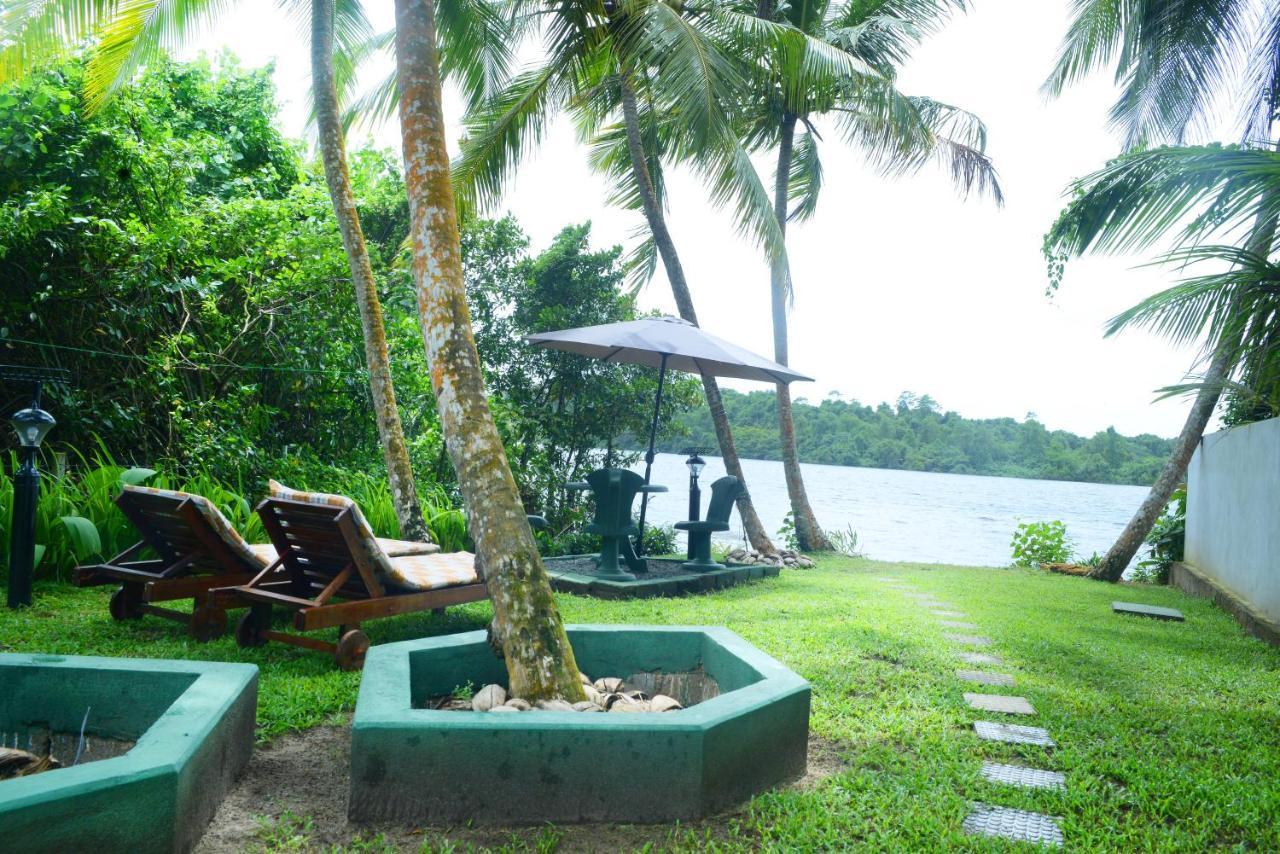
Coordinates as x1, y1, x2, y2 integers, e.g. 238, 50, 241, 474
3, 558, 1279, 851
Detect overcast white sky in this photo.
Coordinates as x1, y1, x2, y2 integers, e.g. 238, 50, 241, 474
188, 0, 1212, 439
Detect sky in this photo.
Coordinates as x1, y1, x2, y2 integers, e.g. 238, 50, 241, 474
187, 0, 1211, 440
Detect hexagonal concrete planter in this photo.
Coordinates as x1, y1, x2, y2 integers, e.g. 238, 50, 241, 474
0, 653, 257, 854
350, 625, 809, 824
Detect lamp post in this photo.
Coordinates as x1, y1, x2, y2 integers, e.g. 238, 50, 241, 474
684, 451, 705, 560
7, 392, 55, 609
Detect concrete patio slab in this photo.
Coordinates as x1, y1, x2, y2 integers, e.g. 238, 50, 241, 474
945, 633, 992, 647
963, 803, 1063, 847
974, 720, 1055, 747
959, 652, 1003, 666
1113, 601, 1184, 621
956, 670, 1015, 687
980, 761, 1065, 791
940, 620, 978, 629
965, 693, 1035, 715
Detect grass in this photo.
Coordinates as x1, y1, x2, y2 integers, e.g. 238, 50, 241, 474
3, 557, 1279, 851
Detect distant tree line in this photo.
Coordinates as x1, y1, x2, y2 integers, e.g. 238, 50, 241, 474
646, 390, 1174, 486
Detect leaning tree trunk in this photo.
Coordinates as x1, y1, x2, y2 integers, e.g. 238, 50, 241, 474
617, 75, 777, 554
312, 0, 429, 543
1092, 206, 1278, 581
770, 113, 832, 552
393, 0, 585, 702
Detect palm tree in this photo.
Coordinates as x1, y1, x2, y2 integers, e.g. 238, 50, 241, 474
453, 0, 837, 555
740, 0, 1002, 550
391, 0, 584, 701
0, 0, 430, 542
1044, 0, 1280, 580
2, 0, 587, 699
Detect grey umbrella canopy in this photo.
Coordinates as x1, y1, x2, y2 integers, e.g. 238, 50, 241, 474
526, 316, 813, 550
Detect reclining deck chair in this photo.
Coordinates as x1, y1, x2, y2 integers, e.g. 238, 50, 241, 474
73, 485, 271, 639
212, 483, 514, 669
675, 476, 742, 571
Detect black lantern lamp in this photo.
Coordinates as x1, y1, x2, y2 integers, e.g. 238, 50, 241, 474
3, 365, 67, 609
684, 450, 706, 522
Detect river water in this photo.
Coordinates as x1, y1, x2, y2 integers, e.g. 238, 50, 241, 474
631, 452, 1149, 567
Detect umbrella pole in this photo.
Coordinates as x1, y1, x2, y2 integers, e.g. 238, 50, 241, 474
635, 353, 668, 555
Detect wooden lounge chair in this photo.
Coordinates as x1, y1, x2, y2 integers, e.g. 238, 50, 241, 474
73, 485, 270, 640
211, 494, 491, 670
675, 476, 742, 571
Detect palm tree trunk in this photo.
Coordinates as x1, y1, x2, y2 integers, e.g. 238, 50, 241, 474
311, 0, 428, 543
393, 0, 584, 702
771, 113, 832, 552
1092, 205, 1278, 581
617, 75, 777, 555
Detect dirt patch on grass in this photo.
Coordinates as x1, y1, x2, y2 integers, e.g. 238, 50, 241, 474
196, 725, 847, 853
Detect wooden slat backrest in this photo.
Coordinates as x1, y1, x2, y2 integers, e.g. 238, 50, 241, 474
255, 498, 385, 601
115, 490, 255, 574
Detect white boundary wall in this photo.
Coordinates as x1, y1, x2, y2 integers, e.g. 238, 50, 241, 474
1185, 417, 1280, 625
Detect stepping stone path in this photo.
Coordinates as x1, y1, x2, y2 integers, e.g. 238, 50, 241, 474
1113, 601, 1184, 621
981, 761, 1065, 791
956, 669, 1015, 687
963, 804, 1063, 847
944, 633, 992, 647
974, 720, 1055, 747
873, 577, 1067, 845
965, 693, 1036, 715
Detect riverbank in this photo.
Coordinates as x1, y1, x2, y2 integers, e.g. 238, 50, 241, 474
4, 558, 1276, 850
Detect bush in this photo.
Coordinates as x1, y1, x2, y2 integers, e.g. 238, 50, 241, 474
1135, 487, 1186, 584
536, 523, 679, 559
1010, 520, 1072, 566
825, 525, 863, 557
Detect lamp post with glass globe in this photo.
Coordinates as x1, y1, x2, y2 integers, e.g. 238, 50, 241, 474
7, 387, 57, 609
684, 450, 706, 560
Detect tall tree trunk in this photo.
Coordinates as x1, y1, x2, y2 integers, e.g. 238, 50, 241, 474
1092, 206, 1278, 581
771, 113, 832, 552
393, 0, 584, 702
617, 75, 777, 555
312, 0, 428, 543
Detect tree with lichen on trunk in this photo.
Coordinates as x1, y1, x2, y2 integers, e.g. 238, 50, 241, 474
392, 0, 585, 701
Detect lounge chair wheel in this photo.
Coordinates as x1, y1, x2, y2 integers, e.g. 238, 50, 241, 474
335, 629, 370, 671
109, 585, 145, 621
235, 609, 269, 649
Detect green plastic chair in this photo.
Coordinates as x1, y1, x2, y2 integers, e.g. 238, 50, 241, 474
676, 476, 742, 571
583, 468, 647, 579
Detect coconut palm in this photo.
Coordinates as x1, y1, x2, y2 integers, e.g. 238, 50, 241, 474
452, 0, 860, 554
1044, 0, 1280, 581
1, 0, 587, 699
738, 0, 1001, 550
0, 0, 434, 542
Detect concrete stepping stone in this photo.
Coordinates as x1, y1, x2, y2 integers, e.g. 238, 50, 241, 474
981, 761, 1065, 791
963, 803, 1063, 847
945, 633, 992, 647
956, 669, 1015, 687
959, 651, 1003, 666
965, 693, 1036, 715
931, 609, 965, 618
974, 720, 1055, 747
940, 620, 977, 629
1113, 601, 1184, 621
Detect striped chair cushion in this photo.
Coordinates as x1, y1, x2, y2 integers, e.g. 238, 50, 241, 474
267, 479, 397, 577
123, 485, 265, 569
246, 539, 438, 567
384, 551, 480, 592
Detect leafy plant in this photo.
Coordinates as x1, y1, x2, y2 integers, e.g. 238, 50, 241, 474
1010, 520, 1072, 567
1135, 487, 1187, 584
825, 525, 863, 558
777, 511, 799, 551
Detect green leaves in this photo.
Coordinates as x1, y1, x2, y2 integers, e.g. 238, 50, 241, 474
57, 514, 102, 561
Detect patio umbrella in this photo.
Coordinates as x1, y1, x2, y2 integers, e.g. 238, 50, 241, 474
526, 316, 813, 547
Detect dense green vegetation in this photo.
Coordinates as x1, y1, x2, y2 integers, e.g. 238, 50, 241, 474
652, 389, 1174, 485
3, 558, 1277, 851
0, 57, 692, 548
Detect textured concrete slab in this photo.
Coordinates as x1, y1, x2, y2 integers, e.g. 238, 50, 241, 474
965, 693, 1036, 715
974, 720, 1055, 747
945, 633, 993, 647
1113, 601, 1185, 621
931, 609, 965, 618
956, 669, 1015, 687
959, 652, 1004, 666
964, 803, 1063, 847
981, 761, 1065, 790
941, 620, 978, 629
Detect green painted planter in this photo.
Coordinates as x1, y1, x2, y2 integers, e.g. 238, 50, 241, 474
0, 654, 257, 854
350, 625, 809, 824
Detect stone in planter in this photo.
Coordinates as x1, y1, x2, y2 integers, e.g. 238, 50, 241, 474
0, 653, 257, 853
349, 625, 810, 824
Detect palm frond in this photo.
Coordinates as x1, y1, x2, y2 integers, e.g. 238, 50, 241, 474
787, 129, 823, 222
1240, 0, 1280, 141
0, 0, 120, 83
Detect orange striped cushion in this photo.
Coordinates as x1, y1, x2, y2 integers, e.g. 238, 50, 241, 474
385, 551, 480, 591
